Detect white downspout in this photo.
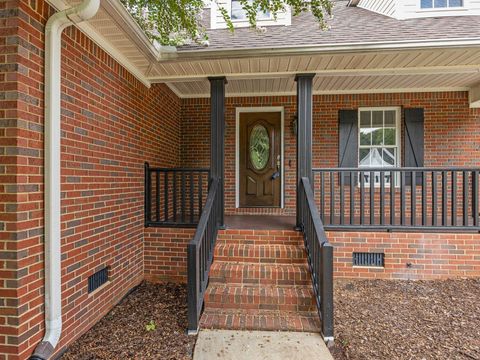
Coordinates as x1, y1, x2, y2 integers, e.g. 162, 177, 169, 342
30, 0, 100, 359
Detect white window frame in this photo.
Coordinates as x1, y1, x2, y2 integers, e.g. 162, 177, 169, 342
230, 0, 272, 22
419, 0, 464, 10
357, 107, 401, 188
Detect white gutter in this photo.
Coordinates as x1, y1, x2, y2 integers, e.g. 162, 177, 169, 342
168, 37, 480, 61
30, 0, 100, 359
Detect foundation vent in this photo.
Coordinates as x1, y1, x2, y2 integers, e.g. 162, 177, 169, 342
88, 267, 109, 293
353, 252, 384, 267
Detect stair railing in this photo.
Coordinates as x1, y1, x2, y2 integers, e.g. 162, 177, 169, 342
187, 178, 220, 334
298, 176, 334, 341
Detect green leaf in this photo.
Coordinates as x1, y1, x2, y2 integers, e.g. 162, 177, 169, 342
145, 320, 156, 331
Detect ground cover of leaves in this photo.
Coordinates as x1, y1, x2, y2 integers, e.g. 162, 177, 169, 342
61, 282, 196, 360
332, 278, 480, 360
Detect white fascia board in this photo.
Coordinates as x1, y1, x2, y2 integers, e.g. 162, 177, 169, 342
176, 87, 470, 99
101, 0, 160, 60
172, 38, 480, 61
149, 65, 480, 83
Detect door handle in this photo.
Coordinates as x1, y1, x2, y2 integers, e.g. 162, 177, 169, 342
271, 171, 280, 180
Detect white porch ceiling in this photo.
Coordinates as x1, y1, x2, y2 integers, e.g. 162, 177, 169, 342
169, 72, 480, 98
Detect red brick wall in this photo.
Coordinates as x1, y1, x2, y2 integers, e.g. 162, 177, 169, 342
329, 231, 480, 279
144, 227, 195, 283
181, 92, 480, 216
0, 0, 181, 358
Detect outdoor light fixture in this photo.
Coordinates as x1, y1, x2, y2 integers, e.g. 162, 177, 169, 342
291, 114, 297, 136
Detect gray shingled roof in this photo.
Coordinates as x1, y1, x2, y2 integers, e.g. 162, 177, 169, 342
178, 0, 480, 52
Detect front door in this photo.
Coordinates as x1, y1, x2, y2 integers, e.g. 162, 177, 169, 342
239, 112, 281, 207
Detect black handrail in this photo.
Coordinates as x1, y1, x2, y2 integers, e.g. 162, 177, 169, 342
299, 177, 334, 341
144, 162, 210, 227
187, 178, 220, 333
313, 167, 480, 231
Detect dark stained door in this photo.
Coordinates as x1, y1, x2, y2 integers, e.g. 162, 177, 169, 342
239, 112, 281, 207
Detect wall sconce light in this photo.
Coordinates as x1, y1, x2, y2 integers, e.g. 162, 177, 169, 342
291, 114, 297, 136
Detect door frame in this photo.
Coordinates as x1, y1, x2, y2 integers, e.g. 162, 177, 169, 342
235, 107, 285, 208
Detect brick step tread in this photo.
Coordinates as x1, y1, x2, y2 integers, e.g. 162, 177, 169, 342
214, 244, 307, 264
204, 284, 316, 311
219, 229, 302, 236
209, 262, 311, 286
217, 231, 304, 245
200, 308, 321, 332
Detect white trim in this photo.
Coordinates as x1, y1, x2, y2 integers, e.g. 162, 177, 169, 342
417, 0, 467, 11
235, 107, 285, 208
174, 86, 470, 99
165, 82, 185, 98
46, 0, 152, 88
75, 22, 151, 88
149, 65, 480, 83
171, 38, 480, 60
38, 0, 100, 357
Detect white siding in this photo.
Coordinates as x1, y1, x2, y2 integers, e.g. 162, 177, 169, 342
210, 0, 291, 29
357, 0, 480, 19
399, 0, 480, 19
357, 0, 397, 17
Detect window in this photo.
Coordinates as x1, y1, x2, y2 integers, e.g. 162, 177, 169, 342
231, 0, 270, 21
421, 0, 463, 9
358, 108, 400, 186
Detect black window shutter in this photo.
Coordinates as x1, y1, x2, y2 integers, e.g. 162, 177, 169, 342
404, 108, 424, 186
339, 110, 358, 184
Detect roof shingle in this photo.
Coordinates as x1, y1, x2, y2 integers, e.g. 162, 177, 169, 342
178, 1, 480, 52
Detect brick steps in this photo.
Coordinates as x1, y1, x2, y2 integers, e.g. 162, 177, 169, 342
217, 229, 304, 246
200, 308, 321, 332
204, 284, 317, 312
214, 243, 307, 264
209, 262, 311, 286
200, 227, 318, 333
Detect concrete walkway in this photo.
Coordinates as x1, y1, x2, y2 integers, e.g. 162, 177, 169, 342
193, 330, 334, 360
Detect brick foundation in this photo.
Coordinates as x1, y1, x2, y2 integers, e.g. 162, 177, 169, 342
144, 227, 195, 283
329, 231, 480, 279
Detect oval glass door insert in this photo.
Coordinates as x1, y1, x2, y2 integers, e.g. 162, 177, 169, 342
249, 124, 270, 170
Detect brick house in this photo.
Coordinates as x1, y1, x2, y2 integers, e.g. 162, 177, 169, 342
1, 0, 480, 358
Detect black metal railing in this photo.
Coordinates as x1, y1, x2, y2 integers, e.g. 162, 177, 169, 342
299, 177, 334, 340
144, 163, 210, 227
187, 178, 220, 333
313, 167, 480, 231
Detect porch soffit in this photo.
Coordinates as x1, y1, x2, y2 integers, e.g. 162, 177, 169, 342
47, 0, 480, 98
157, 49, 480, 98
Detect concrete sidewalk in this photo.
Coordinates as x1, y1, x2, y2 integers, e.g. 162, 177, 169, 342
193, 330, 334, 360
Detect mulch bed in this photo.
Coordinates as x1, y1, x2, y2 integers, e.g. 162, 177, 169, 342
62, 279, 480, 360
331, 278, 480, 360
61, 282, 196, 360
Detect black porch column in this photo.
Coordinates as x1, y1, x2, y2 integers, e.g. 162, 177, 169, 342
295, 74, 315, 229
209, 76, 227, 228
